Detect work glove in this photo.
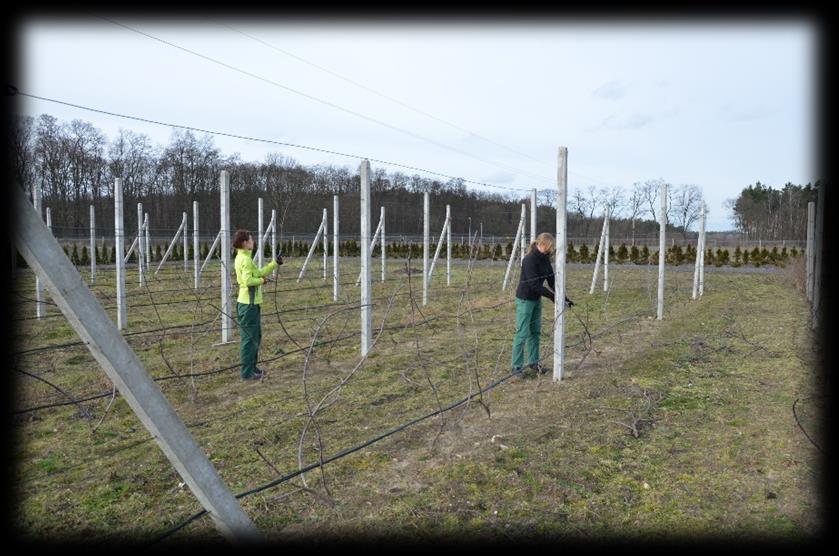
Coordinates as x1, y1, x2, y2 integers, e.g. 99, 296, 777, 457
565, 296, 575, 307
276, 256, 284, 266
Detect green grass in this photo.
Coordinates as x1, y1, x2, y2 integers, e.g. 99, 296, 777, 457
10, 258, 822, 542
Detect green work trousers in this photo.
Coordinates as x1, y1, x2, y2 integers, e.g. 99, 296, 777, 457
237, 302, 262, 378
511, 297, 541, 369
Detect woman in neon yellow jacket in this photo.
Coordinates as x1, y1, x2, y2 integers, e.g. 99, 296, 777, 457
233, 229, 281, 380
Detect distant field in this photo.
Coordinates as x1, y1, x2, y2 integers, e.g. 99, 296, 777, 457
11, 256, 822, 543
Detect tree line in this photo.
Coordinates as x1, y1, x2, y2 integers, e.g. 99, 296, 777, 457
10, 112, 816, 244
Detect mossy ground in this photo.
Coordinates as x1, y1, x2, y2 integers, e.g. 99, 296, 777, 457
10, 256, 822, 544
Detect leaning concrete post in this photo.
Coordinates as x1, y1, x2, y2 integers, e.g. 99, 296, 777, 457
220, 171, 233, 344
657, 183, 667, 320
90, 205, 96, 284
381, 206, 387, 283
137, 203, 144, 286
14, 187, 260, 543
423, 191, 429, 306
531, 188, 537, 244
589, 210, 608, 294
360, 160, 372, 355
806, 201, 815, 302
333, 196, 339, 301
193, 201, 200, 290
114, 179, 127, 330
182, 212, 188, 272
502, 209, 524, 291
446, 205, 451, 286
554, 147, 568, 382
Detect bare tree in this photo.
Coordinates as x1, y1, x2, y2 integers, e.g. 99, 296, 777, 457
627, 182, 647, 246
670, 184, 703, 239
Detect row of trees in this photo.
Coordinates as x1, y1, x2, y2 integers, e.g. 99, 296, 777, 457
43, 238, 801, 269
11, 113, 711, 244
725, 181, 821, 241
12, 112, 817, 246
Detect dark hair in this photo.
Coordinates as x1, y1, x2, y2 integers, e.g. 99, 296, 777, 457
233, 229, 252, 249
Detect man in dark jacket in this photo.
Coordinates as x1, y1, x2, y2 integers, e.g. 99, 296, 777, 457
512, 233, 574, 378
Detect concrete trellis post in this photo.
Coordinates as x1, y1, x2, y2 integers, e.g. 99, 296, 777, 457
33, 183, 43, 319
531, 188, 537, 244
381, 206, 387, 283
589, 208, 608, 295
812, 185, 824, 329
14, 187, 260, 542
144, 213, 150, 272
360, 160, 372, 356
90, 205, 96, 284
114, 179, 127, 330
806, 201, 815, 302
257, 198, 264, 268
423, 192, 429, 306
553, 147, 568, 382
692, 203, 705, 300
137, 203, 144, 286
219, 171, 233, 345
657, 183, 667, 320
193, 202, 200, 290
698, 202, 706, 297
603, 209, 610, 292
271, 208, 277, 279
333, 196, 339, 301
323, 208, 328, 281
520, 203, 526, 265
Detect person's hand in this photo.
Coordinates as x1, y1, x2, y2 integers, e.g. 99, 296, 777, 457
276, 255, 284, 266
565, 296, 575, 307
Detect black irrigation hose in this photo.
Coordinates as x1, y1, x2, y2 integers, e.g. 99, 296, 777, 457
10, 331, 359, 415
792, 396, 824, 454
150, 368, 518, 544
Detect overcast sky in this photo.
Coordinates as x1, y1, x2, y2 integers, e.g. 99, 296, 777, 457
15, 16, 818, 231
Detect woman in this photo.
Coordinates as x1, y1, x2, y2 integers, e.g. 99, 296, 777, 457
511, 232, 574, 378
233, 229, 281, 380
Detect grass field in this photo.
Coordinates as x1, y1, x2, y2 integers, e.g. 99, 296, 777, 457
10, 255, 823, 544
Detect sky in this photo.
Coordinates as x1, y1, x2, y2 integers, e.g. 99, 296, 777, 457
14, 16, 818, 231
